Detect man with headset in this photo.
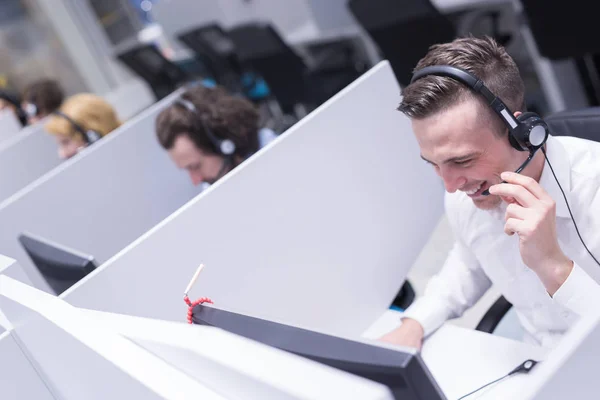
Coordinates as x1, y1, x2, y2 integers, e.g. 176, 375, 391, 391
379, 36, 600, 350
155, 84, 277, 188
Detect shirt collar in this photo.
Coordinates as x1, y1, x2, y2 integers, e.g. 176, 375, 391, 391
538, 135, 571, 219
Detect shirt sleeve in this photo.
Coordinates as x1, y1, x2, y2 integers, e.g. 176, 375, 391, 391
402, 237, 492, 337
552, 262, 600, 316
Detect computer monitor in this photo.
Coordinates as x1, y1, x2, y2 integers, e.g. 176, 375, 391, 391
192, 305, 447, 400
18, 232, 97, 295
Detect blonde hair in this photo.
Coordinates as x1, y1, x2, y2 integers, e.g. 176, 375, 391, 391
45, 93, 120, 139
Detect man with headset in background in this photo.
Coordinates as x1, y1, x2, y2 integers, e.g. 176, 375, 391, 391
379, 36, 600, 350
155, 84, 277, 188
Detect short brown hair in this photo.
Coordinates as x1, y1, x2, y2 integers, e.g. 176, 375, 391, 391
23, 79, 64, 117
156, 85, 259, 157
398, 36, 525, 135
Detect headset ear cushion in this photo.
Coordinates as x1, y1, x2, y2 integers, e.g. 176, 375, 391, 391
86, 130, 102, 144
517, 111, 540, 122
508, 131, 524, 151
508, 111, 541, 151
518, 111, 548, 148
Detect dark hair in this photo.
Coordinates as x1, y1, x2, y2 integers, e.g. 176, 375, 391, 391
398, 36, 525, 135
156, 85, 260, 158
22, 79, 64, 117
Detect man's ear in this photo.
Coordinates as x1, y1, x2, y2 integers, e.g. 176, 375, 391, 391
514, 111, 522, 119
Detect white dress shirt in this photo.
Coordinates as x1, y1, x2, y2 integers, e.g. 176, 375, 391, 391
403, 135, 600, 348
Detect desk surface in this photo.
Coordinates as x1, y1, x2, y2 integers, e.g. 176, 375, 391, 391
363, 310, 548, 399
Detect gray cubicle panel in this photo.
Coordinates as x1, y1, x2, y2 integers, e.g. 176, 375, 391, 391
0, 332, 55, 399
0, 123, 61, 203
0, 89, 200, 292
0, 109, 22, 143
64, 61, 445, 338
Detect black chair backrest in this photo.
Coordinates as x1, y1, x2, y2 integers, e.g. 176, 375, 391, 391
348, 0, 455, 87
177, 23, 243, 85
545, 107, 600, 142
117, 44, 191, 100
520, 1, 600, 60
228, 22, 308, 113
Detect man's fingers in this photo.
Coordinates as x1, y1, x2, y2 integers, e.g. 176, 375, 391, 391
504, 217, 526, 236
505, 202, 530, 220
499, 171, 551, 202
489, 182, 537, 207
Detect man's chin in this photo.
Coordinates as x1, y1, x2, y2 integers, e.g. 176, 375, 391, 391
471, 195, 502, 210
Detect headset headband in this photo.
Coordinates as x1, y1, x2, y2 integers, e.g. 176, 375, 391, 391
52, 110, 100, 144
53, 110, 87, 137
410, 65, 521, 133
173, 98, 236, 156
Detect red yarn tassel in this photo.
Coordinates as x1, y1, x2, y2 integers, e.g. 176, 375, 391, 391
184, 295, 214, 324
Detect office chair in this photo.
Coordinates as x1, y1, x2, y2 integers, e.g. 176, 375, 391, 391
227, 22, 366, 119
348, 0, 456, 87
226, 22, 312, 117
116, 44, 194, 100
347, 0, 513, 87
545, 107, 600, 142
520, 0, 600, 105
391, 280, 416, 311
476, 106, 600, 334
177, 24, 245, 92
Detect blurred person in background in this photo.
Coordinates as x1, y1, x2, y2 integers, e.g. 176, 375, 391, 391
45, 93, 121, 160
21, 79, 65, 125
0, 89, 28, 126
156, 84, 278, 187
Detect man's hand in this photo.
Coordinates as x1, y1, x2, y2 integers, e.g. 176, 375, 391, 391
488, 171, 573, 295
378, 318, 424, 350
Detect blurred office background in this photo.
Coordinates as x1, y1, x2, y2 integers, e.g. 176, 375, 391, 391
3, 0, 597, 127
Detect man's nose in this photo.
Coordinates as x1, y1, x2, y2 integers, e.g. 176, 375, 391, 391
189, 171, 204, 186
439, 167, 467, 193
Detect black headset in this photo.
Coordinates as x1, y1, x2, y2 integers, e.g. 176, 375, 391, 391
52, 110, 102, 144
410, 65, 550, 195
173, 98, 236, 156
0, 90, 28, 126
410, 65, 549, 154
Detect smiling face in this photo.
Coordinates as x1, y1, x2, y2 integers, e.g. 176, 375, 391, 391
413, 99, 525, 210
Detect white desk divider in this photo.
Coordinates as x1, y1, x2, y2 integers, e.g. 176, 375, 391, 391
64, 61, 445, 338
0, 270, 391, 400
524, 310, 600, 399
0, 275, 226, 400
0, 88, 201, 292
0, 109, 22, 143
0, 254, 35, 334
0, 122, 61, 203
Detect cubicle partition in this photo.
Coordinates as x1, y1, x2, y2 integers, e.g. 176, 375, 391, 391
0, 123, 61, 203
64, 61, 445, 338
0, 110, 22, 144
0, 89, 201, 292
0, 259, 392, 400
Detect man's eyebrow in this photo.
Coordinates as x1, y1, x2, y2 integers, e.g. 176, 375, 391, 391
420, 155, 435, 164
420, 152, 479, 165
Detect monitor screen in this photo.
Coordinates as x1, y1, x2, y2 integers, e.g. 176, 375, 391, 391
192, 305, 446, 400
18, 232, 97, 295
